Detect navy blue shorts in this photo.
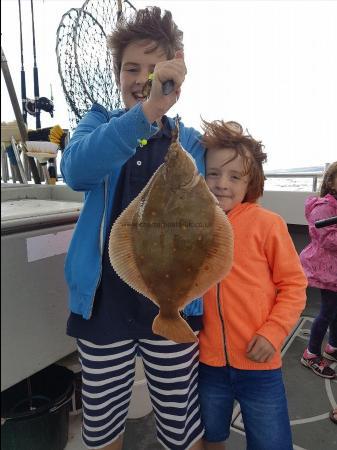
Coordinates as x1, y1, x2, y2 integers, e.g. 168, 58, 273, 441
77, 337, 204, 449
198, 363, 293, 450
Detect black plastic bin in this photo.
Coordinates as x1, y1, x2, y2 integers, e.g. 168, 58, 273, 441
1, 364, 74, 450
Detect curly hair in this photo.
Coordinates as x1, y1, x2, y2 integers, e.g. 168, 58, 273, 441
201, 119, 267, 202
320, 161, 337, 197
107, 6, 183, 86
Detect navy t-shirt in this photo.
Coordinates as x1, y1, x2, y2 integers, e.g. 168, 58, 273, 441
67, 116, 202, 344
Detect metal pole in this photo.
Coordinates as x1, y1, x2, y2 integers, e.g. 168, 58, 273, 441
11, 137, 28, 184
1, 45, 41, 183
1, 143, 10, 183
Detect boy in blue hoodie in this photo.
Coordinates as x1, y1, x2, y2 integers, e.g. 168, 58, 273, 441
61, 7, 204, 450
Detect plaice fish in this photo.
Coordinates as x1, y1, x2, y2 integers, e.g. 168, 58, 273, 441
109, 116, 233, 343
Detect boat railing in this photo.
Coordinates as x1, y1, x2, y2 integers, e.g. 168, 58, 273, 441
264, 171, 324, 192
1, 164, 326, 192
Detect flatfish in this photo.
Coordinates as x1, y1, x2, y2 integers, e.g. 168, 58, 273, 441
109, 117, 233, 343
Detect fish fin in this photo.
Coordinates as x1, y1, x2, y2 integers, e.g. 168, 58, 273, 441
152, 313, 198, 344
184, 205, 233, 301
109, 195, 155, 300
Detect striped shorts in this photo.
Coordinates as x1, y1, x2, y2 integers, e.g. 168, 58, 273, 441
77, 336, 204, 450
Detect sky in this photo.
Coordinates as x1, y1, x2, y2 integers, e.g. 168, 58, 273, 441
1, 0, 337, 170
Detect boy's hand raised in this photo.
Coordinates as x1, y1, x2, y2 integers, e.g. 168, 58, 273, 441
142, 51, 186, 124
246, 334, 276, 363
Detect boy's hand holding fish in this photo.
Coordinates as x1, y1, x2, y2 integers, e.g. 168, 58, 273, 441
143, 51, 186, 123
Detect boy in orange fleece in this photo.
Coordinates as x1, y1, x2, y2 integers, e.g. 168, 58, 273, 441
198, 120, 307, 450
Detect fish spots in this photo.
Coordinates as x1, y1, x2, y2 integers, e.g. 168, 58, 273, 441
165, 274, 170, 278
197, 236, 202, 241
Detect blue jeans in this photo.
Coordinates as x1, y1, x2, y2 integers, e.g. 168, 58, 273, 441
199, 363, 293, 450
308, 289, 337, 355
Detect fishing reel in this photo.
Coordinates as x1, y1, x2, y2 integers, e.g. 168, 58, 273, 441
25, 97, 54, 117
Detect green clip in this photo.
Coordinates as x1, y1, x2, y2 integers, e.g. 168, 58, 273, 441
138, 138, 148, 148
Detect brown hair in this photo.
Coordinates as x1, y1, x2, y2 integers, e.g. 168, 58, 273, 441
320, 161, 337, 197
202, 119, 267, 202
107, 6, 183, 86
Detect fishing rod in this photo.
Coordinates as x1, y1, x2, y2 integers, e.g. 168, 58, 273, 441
18, 0, 32, 180
30, 0, 40, 129
1, 45, 41, 183
18, 0, 27, 125
28, 0, 57, 183
18, 0, 54, 126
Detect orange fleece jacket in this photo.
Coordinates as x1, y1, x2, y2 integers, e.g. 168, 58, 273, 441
199, 202, 307, 370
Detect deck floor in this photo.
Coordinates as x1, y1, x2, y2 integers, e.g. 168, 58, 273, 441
66, 288, 337, 450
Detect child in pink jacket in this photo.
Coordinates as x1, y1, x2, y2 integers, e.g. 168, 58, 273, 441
300, 161, 337, 383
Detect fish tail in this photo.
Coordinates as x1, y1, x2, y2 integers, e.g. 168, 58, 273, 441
152, 313, 198, 344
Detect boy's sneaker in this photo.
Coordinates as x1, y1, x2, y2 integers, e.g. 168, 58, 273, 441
301, 350, 336, 379
323, 348, 337, 363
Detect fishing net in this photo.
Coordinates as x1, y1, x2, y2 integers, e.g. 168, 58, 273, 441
56, 0, 136, 129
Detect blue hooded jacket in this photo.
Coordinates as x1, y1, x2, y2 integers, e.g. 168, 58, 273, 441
61, 102, 205, 320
